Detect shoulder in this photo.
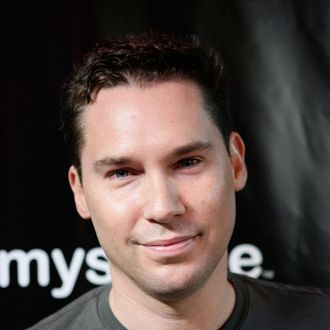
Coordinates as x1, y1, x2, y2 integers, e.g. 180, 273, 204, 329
26, 285, 110, 330
230, 273, 330, 329
234, 272, 330, 302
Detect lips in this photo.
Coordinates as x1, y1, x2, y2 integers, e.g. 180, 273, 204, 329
138, 235, 199, 258
143, 236, 196, 247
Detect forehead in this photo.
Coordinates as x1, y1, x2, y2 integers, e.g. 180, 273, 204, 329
80, 80, 223, 160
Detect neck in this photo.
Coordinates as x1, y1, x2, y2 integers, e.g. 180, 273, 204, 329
109, 256, 235, 330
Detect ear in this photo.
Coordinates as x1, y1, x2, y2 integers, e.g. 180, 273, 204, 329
68, 166, 91, 219
229, 132, 248, 192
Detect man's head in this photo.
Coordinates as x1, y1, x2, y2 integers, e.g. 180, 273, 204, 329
65, 32, 247, 302
61, 32, 231, 177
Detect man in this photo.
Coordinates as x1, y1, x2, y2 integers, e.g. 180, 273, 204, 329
29, 32, 330, 329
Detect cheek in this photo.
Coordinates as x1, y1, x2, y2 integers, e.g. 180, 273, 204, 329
84, 187, 138, 246
195, 170, 236, 229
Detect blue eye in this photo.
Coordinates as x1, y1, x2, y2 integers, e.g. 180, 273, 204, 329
178, 158, 200, 168
107, 168, 130, 179
115, 169, 129, 178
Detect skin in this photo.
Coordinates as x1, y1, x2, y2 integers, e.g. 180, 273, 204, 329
69, 80, 247, 329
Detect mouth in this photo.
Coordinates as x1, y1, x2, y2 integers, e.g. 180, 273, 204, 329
140, 235, 200, 256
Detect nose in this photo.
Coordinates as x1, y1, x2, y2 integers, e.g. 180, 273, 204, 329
142, 174, 185, 223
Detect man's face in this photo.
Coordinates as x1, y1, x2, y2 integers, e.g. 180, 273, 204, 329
69, 80, 247, 300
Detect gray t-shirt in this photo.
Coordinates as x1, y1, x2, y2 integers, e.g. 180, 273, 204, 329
26, 273, 330, 329
26, 284, 124, 330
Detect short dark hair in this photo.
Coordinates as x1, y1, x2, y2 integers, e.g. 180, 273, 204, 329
61, 32, 231, 175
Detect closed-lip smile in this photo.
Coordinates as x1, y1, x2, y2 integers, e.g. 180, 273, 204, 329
143, 236, 196, 247
139, 235, 200, 256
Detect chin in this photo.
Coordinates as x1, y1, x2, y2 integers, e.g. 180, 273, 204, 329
137, 263, 216, 302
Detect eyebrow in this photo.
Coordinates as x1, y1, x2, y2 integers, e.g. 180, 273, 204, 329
93, 157, 132, 172
171, 141, 212, 157
93, 141, 212, 172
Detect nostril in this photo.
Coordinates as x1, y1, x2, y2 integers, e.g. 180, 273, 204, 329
146, 218, 160, 224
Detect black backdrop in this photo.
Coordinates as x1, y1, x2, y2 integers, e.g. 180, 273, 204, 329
2, 1, 330, 329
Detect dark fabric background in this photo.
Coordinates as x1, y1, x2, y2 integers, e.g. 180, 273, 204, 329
1, 1, 329, 329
